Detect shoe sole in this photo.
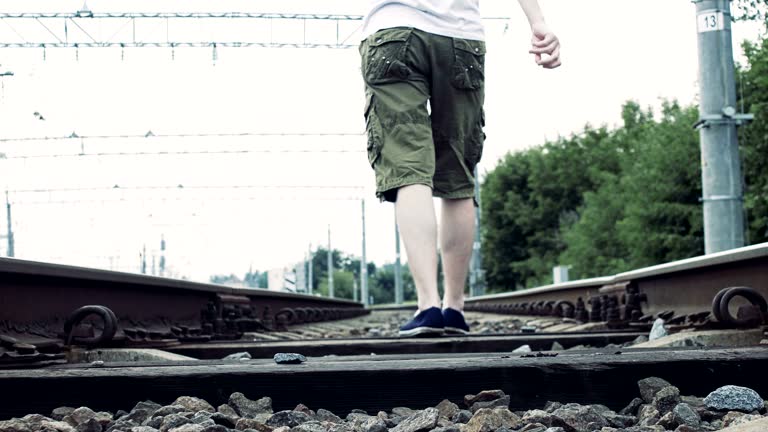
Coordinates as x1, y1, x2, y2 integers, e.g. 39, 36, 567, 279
444, 326, 470, 335
398, 326, 444, 337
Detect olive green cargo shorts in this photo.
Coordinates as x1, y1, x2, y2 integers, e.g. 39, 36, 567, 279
359, 27, 486, 203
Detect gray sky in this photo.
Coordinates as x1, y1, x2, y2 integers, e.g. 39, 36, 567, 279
0, 1, 763, 281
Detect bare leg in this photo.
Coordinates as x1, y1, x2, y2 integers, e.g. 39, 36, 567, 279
439, 197, 475, 311
395, 184, 440, 311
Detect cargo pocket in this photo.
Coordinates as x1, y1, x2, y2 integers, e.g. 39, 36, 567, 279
464, 108, 486, 167
451, 38, 486, 90
364, 91, 383, 168
362, 28, 414, 84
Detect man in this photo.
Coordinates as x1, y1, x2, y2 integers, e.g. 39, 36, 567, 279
359, 1, 561, 337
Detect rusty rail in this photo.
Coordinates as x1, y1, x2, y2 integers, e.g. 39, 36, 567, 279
0, 257, 367, 354
466, 242, 768, 329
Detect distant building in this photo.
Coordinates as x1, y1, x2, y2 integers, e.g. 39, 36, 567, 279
267, 262, 306, 293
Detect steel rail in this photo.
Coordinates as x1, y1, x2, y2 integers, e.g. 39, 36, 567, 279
0, 256, 366, 348
466, 242, 768, 323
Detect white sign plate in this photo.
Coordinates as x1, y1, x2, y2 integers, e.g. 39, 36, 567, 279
697, 10, 726, 33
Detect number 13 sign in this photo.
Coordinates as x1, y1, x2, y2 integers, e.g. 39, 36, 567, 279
697, 10, 726, 33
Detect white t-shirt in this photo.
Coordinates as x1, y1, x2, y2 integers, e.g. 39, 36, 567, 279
361, 0, 484, 42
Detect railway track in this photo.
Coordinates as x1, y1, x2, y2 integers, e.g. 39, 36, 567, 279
0, 244, 767, 431
465, 243, 768, 331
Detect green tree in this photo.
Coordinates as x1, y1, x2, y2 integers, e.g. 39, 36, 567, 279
481, 149, 535, 291
210, 274, 242, 285
481, 123, 620, 291
317, 270, 355, 299
560, 101, 703, 278
310, 247, 344, 291
617, 101, 704, 268
243, 269, 267, 288
369, 263, 416, 304
734, 0, 768, 22
740, 35, 768, 244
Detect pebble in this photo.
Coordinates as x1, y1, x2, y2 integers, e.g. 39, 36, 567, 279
429, 427, 460, 432
652, 386, 681, 415
390, 408, 438, 432
704, 385, 765, 412
315, 409, 342, 424
520, 410, 568, 430
464, 390, 506, 407
144, 417, 164, 429
450, 410, 472, 424
168, 424, 204, 432
122, 409, 154, 425
216, 405, 239, 418
604, 413, 636, 428
462, 408, 520, 432
290, 421, 326, 432
235, 418, 273, 432
223, 352, 252, 361
43, 420, 76, 432
637, 405, 660, 426
672, 403, 700, 427
75, 419, 101, 432
518, 422, 547, 431
131, 427, 159, 432
619, 398, 644, 416
469, 396, 510, 414
67, 408, 100, 426
228, 393, 273, 419
435, 400, 459, 420
638, 377, 673, 403
153, 406, 187, 418
22, 414, 52, 429
722, 412, 764, 428
551, 404, 610, 431
52, 408, 77, 421
648, 318, 668, 341
273, 353, 307, 365
266, 411, 311, 428
173, 398, 215, 414
159, 414, 191, 432
209, 413, 236, 428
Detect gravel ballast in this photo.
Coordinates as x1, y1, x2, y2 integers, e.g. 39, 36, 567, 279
0, 378, 765, 432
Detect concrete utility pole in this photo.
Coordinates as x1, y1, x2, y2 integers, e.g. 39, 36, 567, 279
469, 167, 485, 296
141, 244, 147, 274
360, 199, 369, 306
394, 209, 403, 305
693, 0, 753, 253
5, 191, 14, 257
307, 244, 313, 295
141, 245, 147, 274
327, 225, 334, 298
159, 235, 166, 277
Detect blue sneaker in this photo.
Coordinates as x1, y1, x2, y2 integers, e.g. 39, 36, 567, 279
399, 307, 444, 337
443, 308, 470, 335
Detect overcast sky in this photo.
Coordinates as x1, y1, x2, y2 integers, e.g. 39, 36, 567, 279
0, 1, 763, 282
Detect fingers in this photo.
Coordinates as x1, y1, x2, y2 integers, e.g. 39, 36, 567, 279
529, 31, 561, 69
529, 39, 558, 54
536, 46, 561, 69
529, 25, 562, 69
532, 33, 556, 47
